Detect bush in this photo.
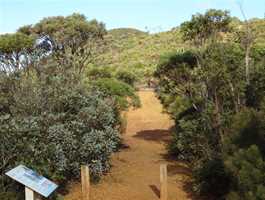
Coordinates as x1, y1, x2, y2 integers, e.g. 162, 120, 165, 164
0, 89, 121, 192
92, 78, 140, 110
225, 109, 265, 156
0, 192, 20, 200
169, 117, 203, 161
226, 145, 265, 200
246, 62, 265, 109
193, 158, 231, 197
224, 109, 265, 199
0, 62, 122, 199
169, 103, 218, 162
87, 67, 112, 80
115, 70, 138, 86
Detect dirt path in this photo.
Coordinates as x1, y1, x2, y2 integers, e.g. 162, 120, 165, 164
64, 91, 193, 200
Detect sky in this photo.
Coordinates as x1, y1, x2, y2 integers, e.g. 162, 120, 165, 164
0, 0, 264, 34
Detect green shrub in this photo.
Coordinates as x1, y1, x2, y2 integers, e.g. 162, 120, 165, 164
224, 109, 265, 199
193, 158, 232, 197
87, 67, 112, 80
0, 64, 122, 199
169, 103, 217, 162
115, 70, 138, 86
0, 89, 121, 192
226, 109, 265, 156
169, 118, 202, 160
0, 192, 20, 200
226, 145, 265, 200
92, 78, 140, 110
246, 62, 265, 109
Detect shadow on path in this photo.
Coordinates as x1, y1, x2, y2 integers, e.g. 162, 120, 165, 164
167, 163, 191, 177
149, 185, 160, 198
133, 129, 172, 143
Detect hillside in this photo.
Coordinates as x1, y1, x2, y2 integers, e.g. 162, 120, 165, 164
94, 28, 187, 83
94, 19, 265, 84
108, 28, 148, 39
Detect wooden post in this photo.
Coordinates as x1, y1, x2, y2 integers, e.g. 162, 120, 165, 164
160, 164, 168, 200
81, 165, 90, 200
25, 187, 34, 200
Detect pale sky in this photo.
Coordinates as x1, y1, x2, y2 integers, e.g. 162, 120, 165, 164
0, 0, 264, 34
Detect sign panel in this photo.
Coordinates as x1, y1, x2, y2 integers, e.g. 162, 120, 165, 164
5, 165, 58, 197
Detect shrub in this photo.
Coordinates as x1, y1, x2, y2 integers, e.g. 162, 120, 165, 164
115, 70, 138, 86
169, 103, 217, 162
169, 118, 203, 161
0, 192, 20, 200
224, 109, 265, 199
92, 78, 140, 110
87, 67, 112, 80
225, 109, 265, 156
246, 62, 265, 109
226, 145, 265, 200
0, 63, 122, 199
193, 158, 232, 197
0, 89, 121, 192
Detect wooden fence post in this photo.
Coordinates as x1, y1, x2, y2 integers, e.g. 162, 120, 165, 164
81, 165, 90, 200
160, 164, 168, 200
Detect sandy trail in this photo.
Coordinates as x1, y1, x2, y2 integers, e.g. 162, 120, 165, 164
64, 91, 193, 200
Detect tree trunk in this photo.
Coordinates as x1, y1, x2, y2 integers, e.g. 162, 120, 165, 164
213, 90, 223, 147
229, 82, 239, 113
245, 45, 250, 85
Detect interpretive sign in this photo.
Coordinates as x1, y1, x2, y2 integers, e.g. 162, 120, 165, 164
5, 165, 58, 198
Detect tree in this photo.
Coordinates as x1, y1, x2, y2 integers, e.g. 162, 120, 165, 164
31, 13, 106, 52
155, 42, 247, 197
237, 2, 255, 84
180, 9, 231, 46
30, 13, 107, 74
17, 25, 33, 35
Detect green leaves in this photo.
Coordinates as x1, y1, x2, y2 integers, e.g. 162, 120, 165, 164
0, 33, 34, 54
0, 87, 121, 194
0, 32, 35, 72
226, 145, 265, 200
156, 12, 265, 199
180, 9, 232, 45
193, 158, 232, 196
32, 13, 106, 51
0, 14, 143, 198
92, 78, 141, 110
115, 70, 138, 86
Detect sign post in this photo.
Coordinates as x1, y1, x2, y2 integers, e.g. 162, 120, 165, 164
25, 187, 35, 200
5, 165, 58, 200
25, 187, 42, 200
